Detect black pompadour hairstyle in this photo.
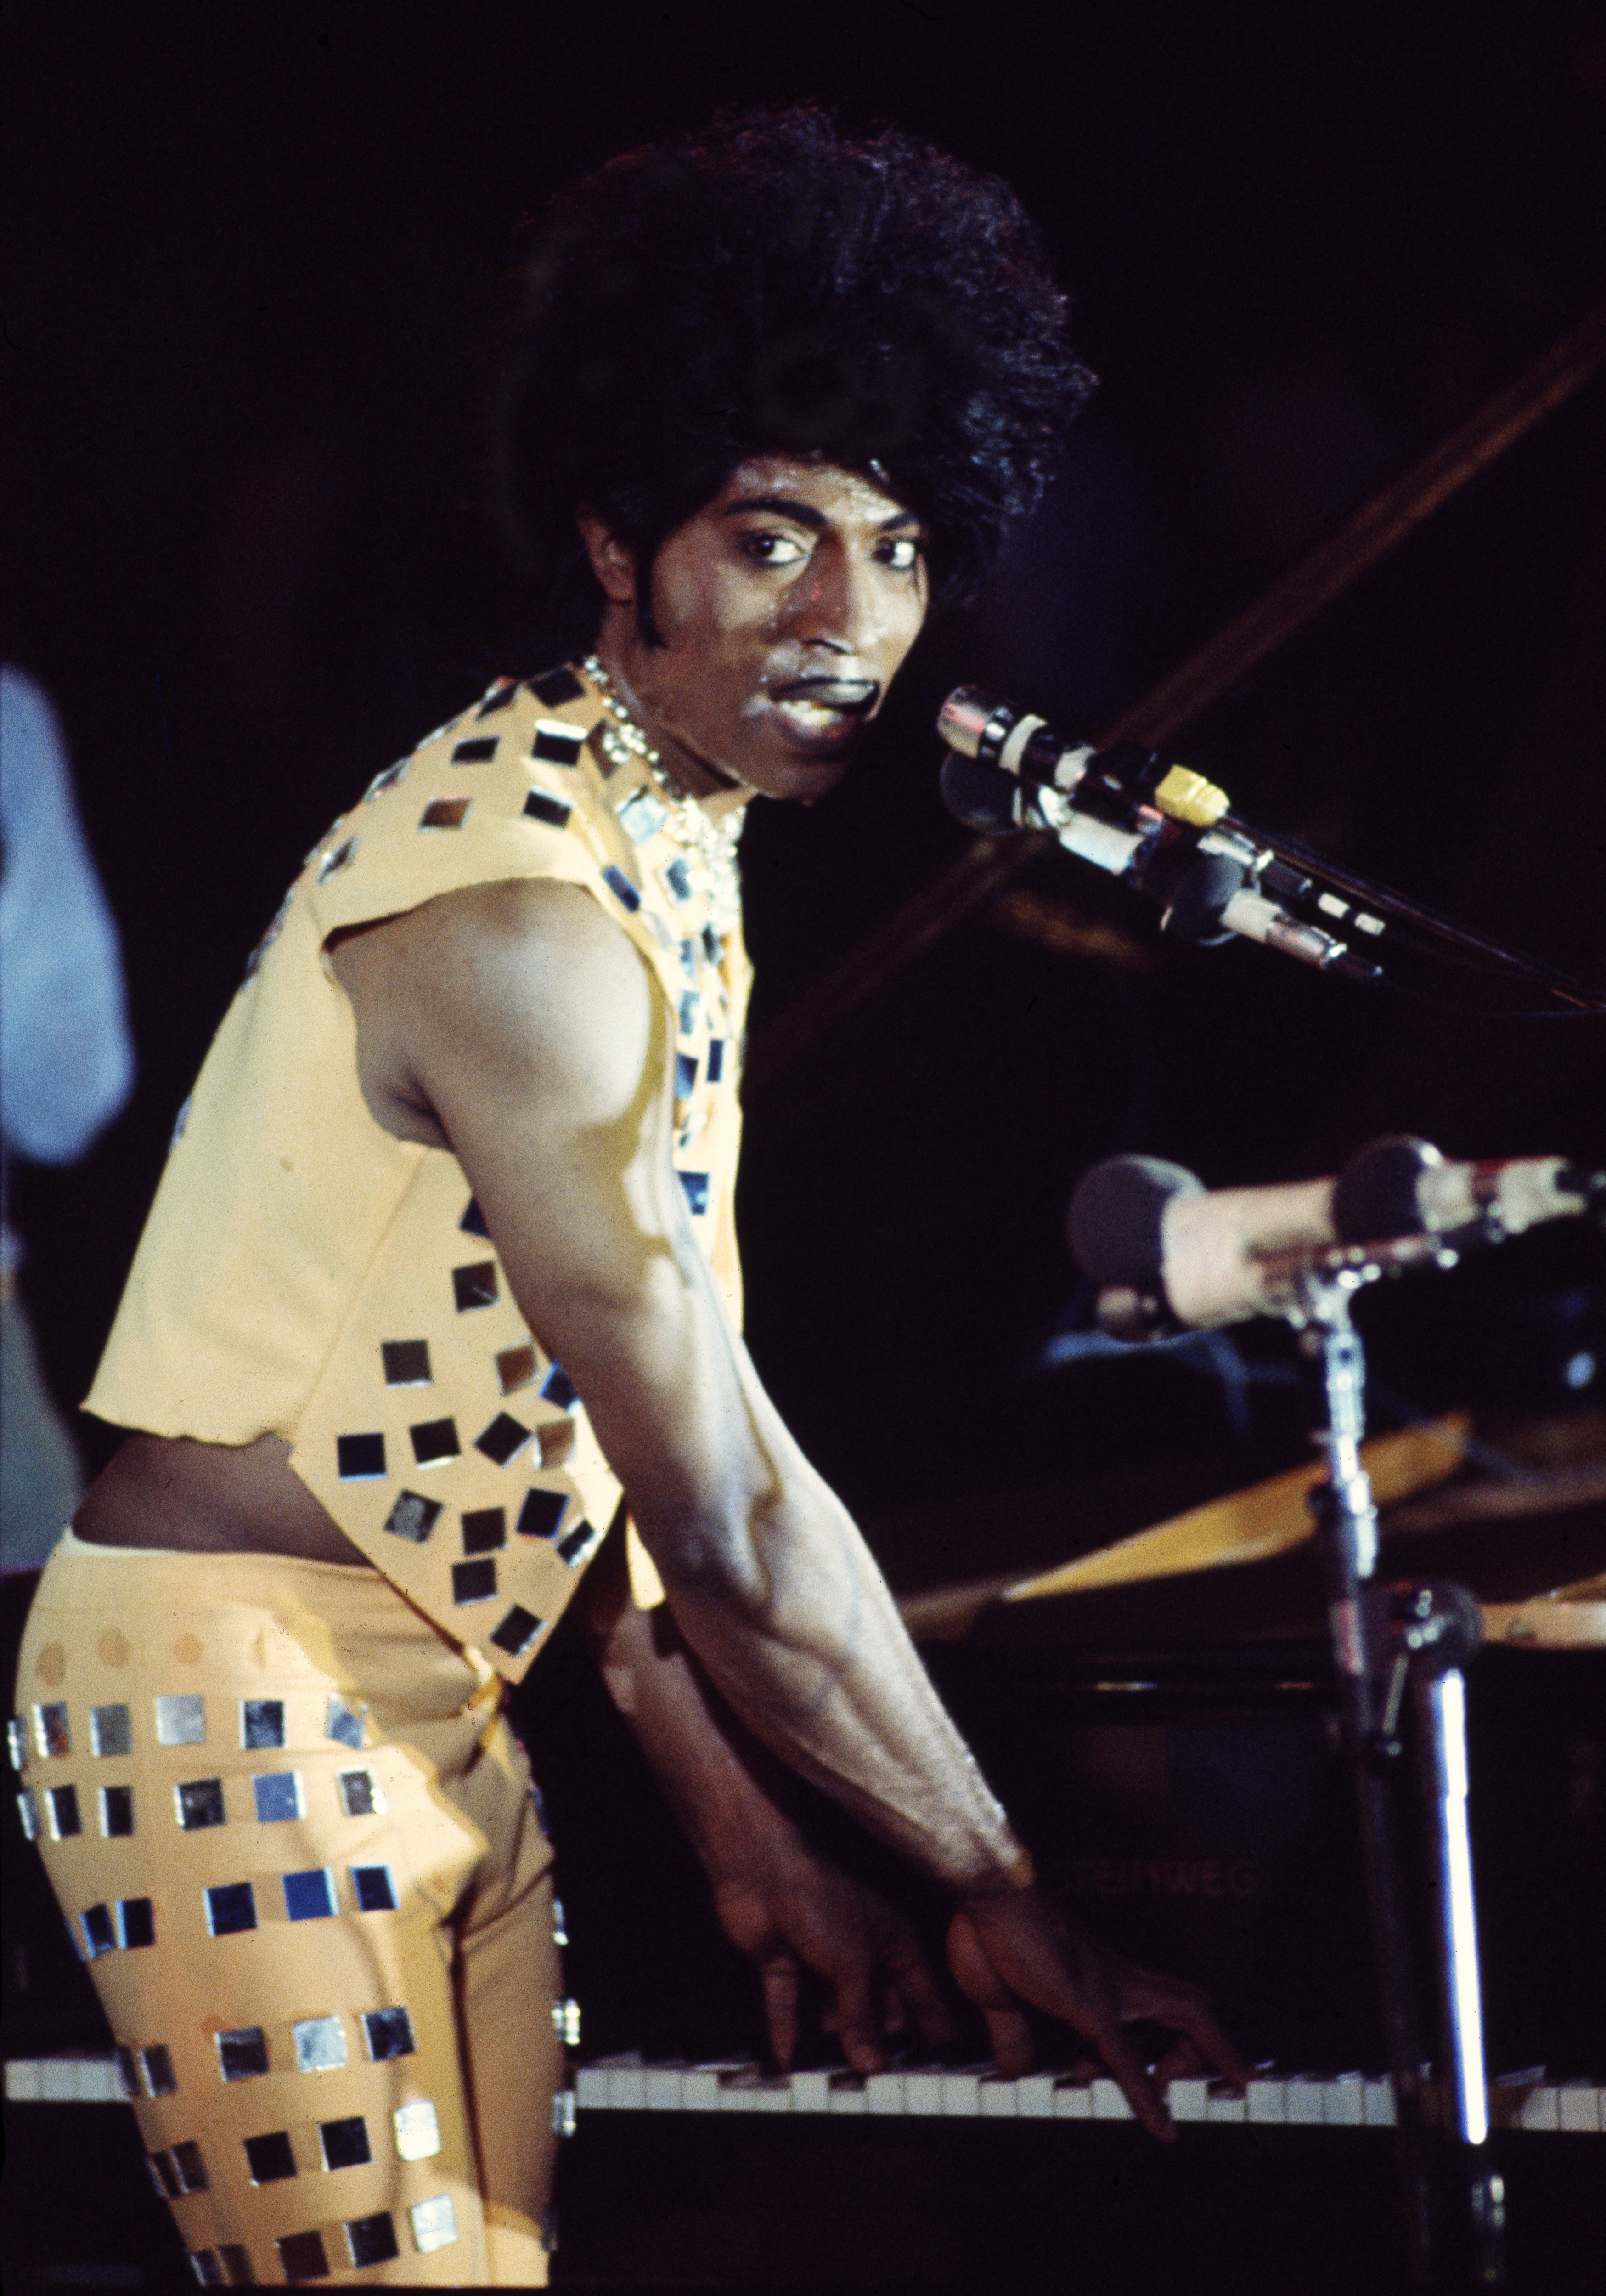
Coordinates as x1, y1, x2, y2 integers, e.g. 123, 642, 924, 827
489, 106, 1094, 658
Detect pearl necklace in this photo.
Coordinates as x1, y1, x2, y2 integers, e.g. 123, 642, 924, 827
581, 655, 744, 935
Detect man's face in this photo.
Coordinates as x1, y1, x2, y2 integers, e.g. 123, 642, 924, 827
580, 455, 930, 804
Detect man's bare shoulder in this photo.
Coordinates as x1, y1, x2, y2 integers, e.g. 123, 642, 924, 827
332, 874, 648, 1005
330, 877, 661, 1124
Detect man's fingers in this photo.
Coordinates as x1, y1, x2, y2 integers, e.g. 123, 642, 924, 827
759, 1954, 800, 2072
878, 1925, 957, 2053
947, 1904, 1017, 2012
1182, 2002, 1253, 2092
981, 2004, 1034, 2079
916, 1990, 958, 2055
1095, 2018, 1174, 2143
911, 1986, 958, 2056
952, 1896, 1253, 2138
1150, 2036, 1206, 2087
827, 1954, 885, 2075
717, 1869, 962, 2078
711, 1880, 780, 1963
1124, 1973, 1253, 2092
949, 1906, 1036, 2072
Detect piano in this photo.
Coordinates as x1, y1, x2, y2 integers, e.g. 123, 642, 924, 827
524, 1420, 1606, 2290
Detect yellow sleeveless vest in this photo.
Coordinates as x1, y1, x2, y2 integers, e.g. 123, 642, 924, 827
86, 663, 750, 1679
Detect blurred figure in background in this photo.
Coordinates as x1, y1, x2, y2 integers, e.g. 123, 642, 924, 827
1, 664, 134, 1572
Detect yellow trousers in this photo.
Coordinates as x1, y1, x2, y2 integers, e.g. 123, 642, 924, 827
15, 1533, 563, 2285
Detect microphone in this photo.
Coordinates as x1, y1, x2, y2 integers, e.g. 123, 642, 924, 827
1068, 1137, 1602, 1331
938, 686, 1382, 979
938, 746, 1026, 836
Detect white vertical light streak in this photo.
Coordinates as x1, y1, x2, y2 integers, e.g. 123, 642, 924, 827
1434, 1670, 1488, 2145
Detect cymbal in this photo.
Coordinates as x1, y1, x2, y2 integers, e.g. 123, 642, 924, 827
1481, 1576, 1606, 1650
898, 1415, 1468, 1641
1380, 1456, 1606, 1534
1387, 1456, 1606, 1642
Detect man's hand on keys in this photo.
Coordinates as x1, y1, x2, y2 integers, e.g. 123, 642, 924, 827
948, 1886, 1253, 2139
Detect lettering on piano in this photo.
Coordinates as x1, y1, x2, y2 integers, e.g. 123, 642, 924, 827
1063, 1855, 1258, 1900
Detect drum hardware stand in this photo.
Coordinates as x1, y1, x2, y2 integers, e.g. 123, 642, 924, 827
1286, 1247, 1505, 2291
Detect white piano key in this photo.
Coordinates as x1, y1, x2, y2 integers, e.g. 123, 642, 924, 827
1324, 2073, 1365, 2127
1054, 2078, 1093, 2120
685, 2062, 749, 2111
828, 2075, 868, 2114
1246, 2078, 1286, 2125
1016, 2074, 1056, 2120
608, 2061, 648, 2111
866, 2071, 906, 2116
1557, 2082, 1600, 2134
1489, 2069, 1545, 2132
979, 2075, 1018, 2118
1515, 2086, 1560, 2132
644, 2065, 685, 2110
941, 2066, 989, 2116
789, 2070, 830, 2114
575, 2066, 610, 2110
3, 2054, 127, 2104
587, 2057, 642, 2103
1363, 2077, 1396, 2127
1092, 2077, 1135, 2121
715, 2066, 791, 2111
1285, 2075, 1326, 2126
903, 2069, 946, 2117
1205, 2085, 1247, 2124
1168, 2078, 1210, 2123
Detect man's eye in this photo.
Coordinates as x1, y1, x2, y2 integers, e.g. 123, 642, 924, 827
878, 537, 924, 572
741, 532, 807, 565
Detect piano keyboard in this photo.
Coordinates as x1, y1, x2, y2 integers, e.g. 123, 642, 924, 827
573, 2056, 1606, 2135
7, 2053, 1600, 2132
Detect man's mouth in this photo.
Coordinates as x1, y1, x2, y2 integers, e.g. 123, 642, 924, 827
767, 679, 879, 738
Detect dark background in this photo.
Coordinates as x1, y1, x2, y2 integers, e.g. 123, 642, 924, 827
6, 9, 1606, 2287
6, 0, 1606, 1567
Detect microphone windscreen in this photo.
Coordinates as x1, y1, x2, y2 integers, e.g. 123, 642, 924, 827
1068, 1155, 1205, 1289
939, 748, 1021, 834
1330, 1135, 1441, 1243
1161, 849, 1247, 945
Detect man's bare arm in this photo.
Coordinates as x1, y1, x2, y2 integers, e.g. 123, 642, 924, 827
332, 880, 1251, 2132
334, 876, 1029, 1895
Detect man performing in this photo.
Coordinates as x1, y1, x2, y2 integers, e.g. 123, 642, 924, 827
15, 110, 1247, 2285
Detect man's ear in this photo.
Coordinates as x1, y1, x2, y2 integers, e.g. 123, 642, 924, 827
576, 510, 637, 606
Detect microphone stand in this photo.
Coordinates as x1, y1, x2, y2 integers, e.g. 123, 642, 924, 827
1287, 1250, 1505, 2290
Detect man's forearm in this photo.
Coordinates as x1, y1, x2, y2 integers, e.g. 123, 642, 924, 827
641, 1482, 1032, 1899
543, 1258, 1031, 1901
583, 1538, 804, 1879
